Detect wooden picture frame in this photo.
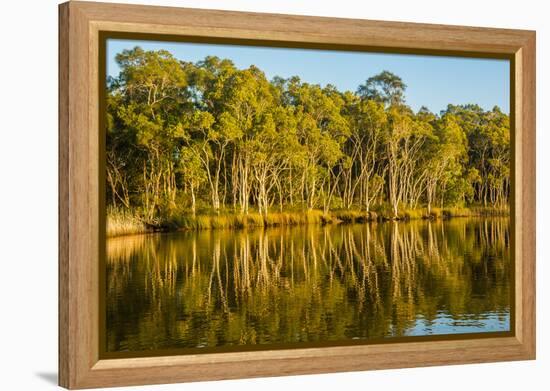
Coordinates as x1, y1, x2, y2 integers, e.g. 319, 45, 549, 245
59, 1, 536, 389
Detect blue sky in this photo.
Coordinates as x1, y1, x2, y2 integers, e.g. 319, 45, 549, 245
107, 39, 510, 114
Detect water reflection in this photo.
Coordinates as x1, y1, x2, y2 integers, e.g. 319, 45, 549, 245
106, 218, 510, 353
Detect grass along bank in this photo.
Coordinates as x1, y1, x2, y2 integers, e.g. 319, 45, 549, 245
106, 208, 149, 237
107, 209, 330, 237
107, 206, 509, 238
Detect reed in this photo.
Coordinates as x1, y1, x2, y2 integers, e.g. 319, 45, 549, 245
401, 208, 424, 220
106, 207, 149, 237
332, 210, 373, 223
106, 205, 510, 237
178, 210, 329, 230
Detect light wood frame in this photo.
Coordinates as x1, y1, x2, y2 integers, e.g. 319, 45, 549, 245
59, 1, 536, 389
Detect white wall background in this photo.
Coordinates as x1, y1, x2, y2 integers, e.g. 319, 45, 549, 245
0, 0, 546, 389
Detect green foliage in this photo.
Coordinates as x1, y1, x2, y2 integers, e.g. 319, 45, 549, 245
106, 47, 511, 229
357, 70, 407, 107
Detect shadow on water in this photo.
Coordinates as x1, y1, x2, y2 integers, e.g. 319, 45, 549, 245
106, 217, 510, 353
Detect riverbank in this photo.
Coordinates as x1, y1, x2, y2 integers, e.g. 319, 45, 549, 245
107, 206, 509, 238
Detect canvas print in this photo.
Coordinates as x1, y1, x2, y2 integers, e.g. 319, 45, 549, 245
103, 39, 511, 356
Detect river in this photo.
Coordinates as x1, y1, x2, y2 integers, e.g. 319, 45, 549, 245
105, 217, 510, 353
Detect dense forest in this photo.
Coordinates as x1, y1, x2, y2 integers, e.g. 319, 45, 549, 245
106, 47, 510, 235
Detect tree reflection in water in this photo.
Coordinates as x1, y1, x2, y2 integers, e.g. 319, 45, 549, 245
106, 218, 510, 352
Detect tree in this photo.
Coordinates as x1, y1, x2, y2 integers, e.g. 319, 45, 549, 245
110, 47, 190, 220
178, 147, 207, 215
443, 104, 510, 208
342, 94, 387, 211
250, 106, 299, 214
106, 47, 510, 224
286, 80, 349, 211
180, 110, 231, 213
385, 107, 431, 218
423, 114, 467, 214
218, 66, 275, 214
357, 71, 407, 107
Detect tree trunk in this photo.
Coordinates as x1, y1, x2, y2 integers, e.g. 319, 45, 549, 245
190, 183, 196, 217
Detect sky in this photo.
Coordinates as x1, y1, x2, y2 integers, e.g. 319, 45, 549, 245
107, 39, 510, 114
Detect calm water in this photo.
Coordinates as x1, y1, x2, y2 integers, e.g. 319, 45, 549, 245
105, 218, 510, 353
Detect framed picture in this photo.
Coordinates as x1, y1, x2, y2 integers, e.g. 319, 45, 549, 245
59, 1, 536, 389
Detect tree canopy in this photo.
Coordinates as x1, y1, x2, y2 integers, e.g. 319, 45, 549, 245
106, 47, 510, 221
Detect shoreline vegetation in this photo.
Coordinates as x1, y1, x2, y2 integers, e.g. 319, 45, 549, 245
107, 206, 509, 238
106, 48, 511, 238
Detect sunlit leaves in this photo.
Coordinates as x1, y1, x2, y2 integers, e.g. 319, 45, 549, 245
106, 47, 510, 218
